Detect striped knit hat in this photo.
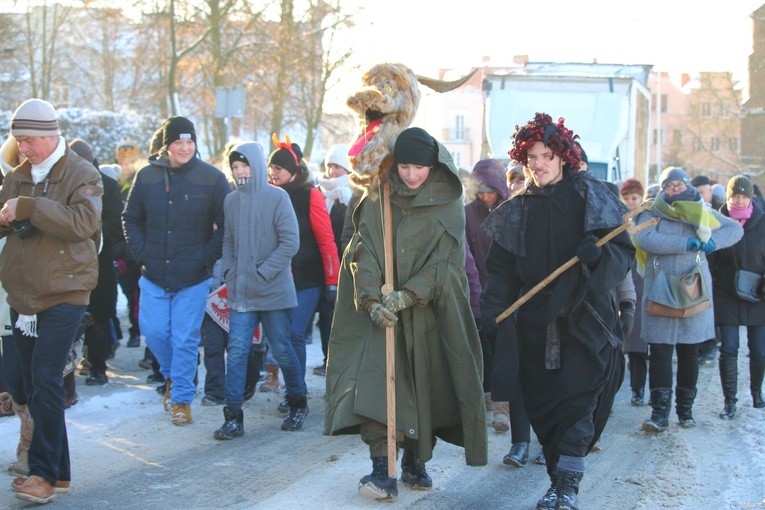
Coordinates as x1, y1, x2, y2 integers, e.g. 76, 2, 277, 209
10, 99, 60, 138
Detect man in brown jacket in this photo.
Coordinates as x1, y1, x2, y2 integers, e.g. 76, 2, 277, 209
0, 98, 103, 505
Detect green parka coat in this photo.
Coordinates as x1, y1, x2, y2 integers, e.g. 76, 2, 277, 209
324, 143, 488, 466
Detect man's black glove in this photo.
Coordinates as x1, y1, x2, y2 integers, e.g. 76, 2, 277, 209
481, 313, 498, 339
325, 285, 337, 305
619, 300, 636, 339
576, 234, 602, 265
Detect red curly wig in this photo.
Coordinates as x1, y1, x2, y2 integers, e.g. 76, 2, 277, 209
509, 113, 581, 169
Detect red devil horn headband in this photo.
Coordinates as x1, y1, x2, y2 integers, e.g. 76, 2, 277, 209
272, 133, 300, 167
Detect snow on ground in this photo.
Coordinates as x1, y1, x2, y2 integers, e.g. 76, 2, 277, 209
1, 293, 764, 509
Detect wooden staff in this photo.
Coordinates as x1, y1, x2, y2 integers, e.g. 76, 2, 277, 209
381, 180, 397, 478
495, 201, 656, 324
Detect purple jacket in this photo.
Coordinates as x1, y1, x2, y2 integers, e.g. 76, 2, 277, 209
465, 244, 482, 318
465, 159, 509, 285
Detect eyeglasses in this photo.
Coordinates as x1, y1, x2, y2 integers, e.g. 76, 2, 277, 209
663, 182, 687, 192
526, 153, 555, 165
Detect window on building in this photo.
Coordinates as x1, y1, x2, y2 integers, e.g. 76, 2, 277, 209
700, 102, 712, 118
710, 136, 721, 152
454, 113, 465, 139
729, 137, 739, 152
692, 137, 703, 151
652, 128, 663, 146
652, 94, 668, 113
51, 79, 69, 107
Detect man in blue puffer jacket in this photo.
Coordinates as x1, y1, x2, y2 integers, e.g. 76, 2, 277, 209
123, 116, 230, 426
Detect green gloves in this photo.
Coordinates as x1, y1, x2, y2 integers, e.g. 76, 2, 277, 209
382, 290, 415, 313
369, 303, 398, 328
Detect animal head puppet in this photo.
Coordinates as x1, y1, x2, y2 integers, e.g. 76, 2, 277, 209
346, 63, 475, 190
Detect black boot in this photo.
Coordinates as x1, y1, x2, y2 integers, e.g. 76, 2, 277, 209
358, 456, 398, 501
751, 357, 765, 409
214, 406, 244, 440
535, 472, 557, 510
281, 395, 309, 431
555, 470, 583, 510
400, 449, 432, 489
85, 368, 108, 386
719, 356, 738, 420
675, 386, 697, 428
631, 388, 645, 406
503, 441, 529, 467
642, 388, 671, 432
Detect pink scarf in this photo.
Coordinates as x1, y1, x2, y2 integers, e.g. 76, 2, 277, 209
728, 203, 753, 225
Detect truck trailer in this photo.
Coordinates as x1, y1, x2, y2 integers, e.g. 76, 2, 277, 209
483, 62, 653, 184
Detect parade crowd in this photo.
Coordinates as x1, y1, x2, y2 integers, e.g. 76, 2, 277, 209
0, 78, 763, 509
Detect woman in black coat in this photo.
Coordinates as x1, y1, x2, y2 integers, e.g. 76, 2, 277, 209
709, 175, 765, 419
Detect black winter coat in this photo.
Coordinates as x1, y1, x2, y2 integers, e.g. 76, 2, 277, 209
709, 202, 765, 326
122, 155, 230, 291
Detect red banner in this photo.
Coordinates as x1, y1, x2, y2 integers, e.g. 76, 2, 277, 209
206, 284, 261, 343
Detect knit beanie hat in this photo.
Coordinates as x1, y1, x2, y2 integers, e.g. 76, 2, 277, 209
644, 183, 660, 201
325, 144, 350, 173
161, 116, 196, 147
659, 166, 690, 190
229, 150, 249, 167
690, 175, 711, 187
726, 174, 754, 199
149, 128, 163, 155
393, 127, 437, 166
268, 135, 303, 175
620, 178, 644, 197
69, 139, 95, 164
10, 99, 60, 138
507, 163, 524, 181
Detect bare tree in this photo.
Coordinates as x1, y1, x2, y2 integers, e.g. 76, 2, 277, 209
21, 1, 72, 99
296, 0, 353, 158
69, 3, 129, 111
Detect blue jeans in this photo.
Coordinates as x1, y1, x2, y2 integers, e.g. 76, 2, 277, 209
719, 325, 765, 360
228, 309, 305, 407
13, 303, 86, 484
290, 287, 321, 380
2, 334, 30, 405
139, 276, 209, 405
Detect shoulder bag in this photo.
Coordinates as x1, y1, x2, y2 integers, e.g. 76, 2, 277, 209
646, 254, 711, 317
732, 239, 764, 303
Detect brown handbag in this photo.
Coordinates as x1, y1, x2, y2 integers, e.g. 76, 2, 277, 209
646, 255, 711, 318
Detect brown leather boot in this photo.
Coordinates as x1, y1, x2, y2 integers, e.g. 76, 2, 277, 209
63, 372, 78, 409
171, 403, 192, 426
12, 476, 70, 494
14, 475, 56, 504
9, 399, 33, 476
163, 378, 173, 412
491, 401, 510, 433
259, 364, 280, 393
0, 392, 14, 416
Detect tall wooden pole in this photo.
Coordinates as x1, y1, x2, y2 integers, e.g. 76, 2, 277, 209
381, 181, 397, 478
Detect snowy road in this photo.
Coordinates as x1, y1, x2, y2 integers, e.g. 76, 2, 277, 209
1, 321, 764, 509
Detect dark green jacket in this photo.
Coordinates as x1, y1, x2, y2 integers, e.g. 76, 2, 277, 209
324, 143, 488, 466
